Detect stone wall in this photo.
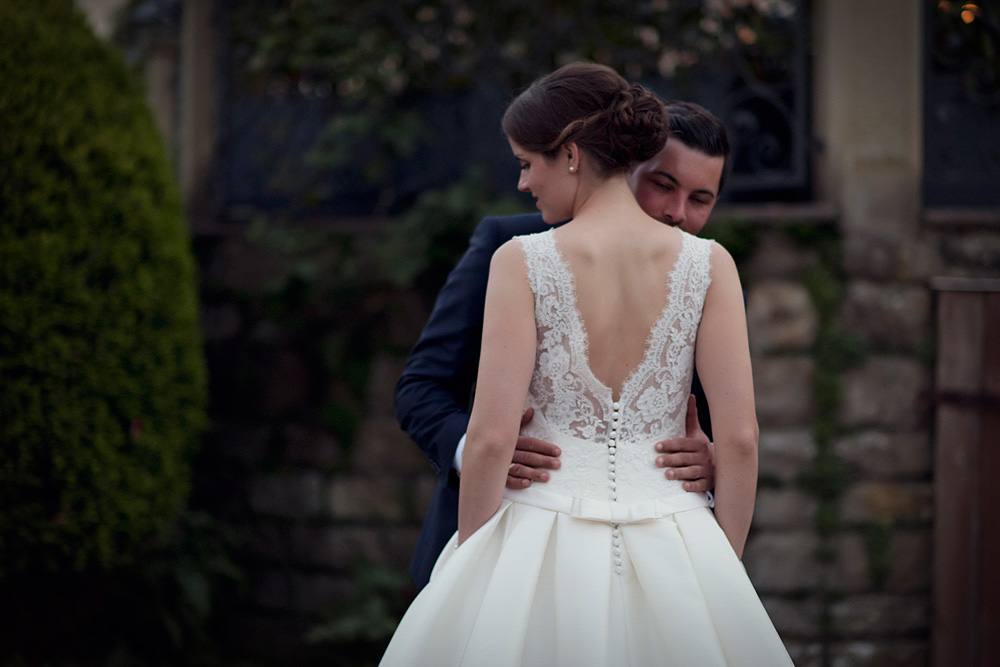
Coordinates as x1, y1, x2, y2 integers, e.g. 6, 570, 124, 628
733, 220, 934, 667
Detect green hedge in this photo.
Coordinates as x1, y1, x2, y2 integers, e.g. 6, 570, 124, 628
0, 0, 207, 575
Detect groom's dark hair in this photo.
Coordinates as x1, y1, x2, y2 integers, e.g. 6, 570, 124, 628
664, 101, 731, 195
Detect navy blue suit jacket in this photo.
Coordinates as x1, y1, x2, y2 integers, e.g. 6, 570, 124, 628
393, 212, 713, 587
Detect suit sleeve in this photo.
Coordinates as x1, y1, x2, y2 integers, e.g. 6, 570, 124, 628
393, 216, 505, 475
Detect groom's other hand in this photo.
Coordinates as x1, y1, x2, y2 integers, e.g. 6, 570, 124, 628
654, 395, 715, 492
506, 408, 561, 489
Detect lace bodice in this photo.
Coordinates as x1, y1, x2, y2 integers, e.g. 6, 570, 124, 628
515, 228, 714, 504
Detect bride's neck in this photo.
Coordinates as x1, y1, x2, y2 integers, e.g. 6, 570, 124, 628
570, 174, 649, 229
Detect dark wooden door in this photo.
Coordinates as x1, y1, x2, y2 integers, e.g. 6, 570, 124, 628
933, 280, 1000, 667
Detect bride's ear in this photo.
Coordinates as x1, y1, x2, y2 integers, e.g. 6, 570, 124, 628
563, 142, 580, 174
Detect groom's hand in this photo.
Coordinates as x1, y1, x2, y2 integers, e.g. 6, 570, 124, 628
506, 407, 561, 489
654, 395, 715, 492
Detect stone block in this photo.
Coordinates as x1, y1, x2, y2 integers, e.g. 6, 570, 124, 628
940, 232, 1000, 271
830, 640, 928, 667
886, 530, 931, 592
283, 422, 342, 467
831, 533, 871, 593
843, 235, 908, 282
829, 594, 930, 636
753, 357, 815, 427
292, 525, 387, 570
366, 354, 407, 418
743, 531, 822, 593
841, 168, 918, 239
247, 521, 290, 562
248, 470, 324, 518
753, 488, 818, 529
838, 357, 927, 429
289, 524, 420, 573
744, 229, 821, 281
352, 416, 430, 474
760, 596, 824, 638
250, 569, 353, 614
252, 569, 293, 611
747, 280, 819, 354
289, 572, 354, 614
833, 430, 931, 479
411, 474, 438, 522
259, 350, 312, 415
382, 525, 423, 570
326, 475, 408, 522
759, 428, 816, 483
839, 482, 933, 524
838, 282, 930, 352
785, 642, 824, 667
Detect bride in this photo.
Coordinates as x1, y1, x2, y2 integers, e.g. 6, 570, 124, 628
379, 62, 792, 666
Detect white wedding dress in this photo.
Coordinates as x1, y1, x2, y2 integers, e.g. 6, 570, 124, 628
380, 229, 793, 666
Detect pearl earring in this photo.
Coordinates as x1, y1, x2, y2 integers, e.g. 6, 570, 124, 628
569, 166, 576, 173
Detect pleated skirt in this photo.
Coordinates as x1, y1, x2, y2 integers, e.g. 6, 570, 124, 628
379, 487, 793, 667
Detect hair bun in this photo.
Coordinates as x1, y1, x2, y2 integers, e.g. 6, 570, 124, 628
502, 62, 669, 174
609, 88, 635, 121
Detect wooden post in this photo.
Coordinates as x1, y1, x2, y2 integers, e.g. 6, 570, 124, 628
932, 278, 1000, 667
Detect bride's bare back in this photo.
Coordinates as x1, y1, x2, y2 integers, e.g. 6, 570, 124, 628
552, 220, 684, 398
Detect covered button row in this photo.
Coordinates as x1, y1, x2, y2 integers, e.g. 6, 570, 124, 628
612, 524, 623, 575
608, 401, 620, 501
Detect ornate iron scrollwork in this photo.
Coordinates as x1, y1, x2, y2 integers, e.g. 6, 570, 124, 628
924, 1, 1000, 207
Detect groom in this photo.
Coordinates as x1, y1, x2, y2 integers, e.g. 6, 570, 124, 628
395, 101, 732, 587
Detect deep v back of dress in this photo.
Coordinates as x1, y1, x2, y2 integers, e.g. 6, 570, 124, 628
515, 228, 714, 504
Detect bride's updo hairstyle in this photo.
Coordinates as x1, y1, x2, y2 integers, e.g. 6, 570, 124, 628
502, 62, 668, 175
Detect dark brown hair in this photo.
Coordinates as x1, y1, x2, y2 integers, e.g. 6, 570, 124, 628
663, 100, 731, 194
502, 62, 668, 175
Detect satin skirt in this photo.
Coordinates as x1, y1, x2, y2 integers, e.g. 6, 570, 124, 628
379, 486, 793, 667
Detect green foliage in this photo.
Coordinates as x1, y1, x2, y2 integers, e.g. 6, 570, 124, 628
800, 263, 841, 324
378, 167, 524, 291
0, 0, 207, 575
797, 448, 851, 531
232, 169, 522, 458
703, 217, 760, 266
783, 220, 841, 268
306, 562, 413, 667
134, 510, 245, 653
236, 0, 798, 212
239, 216, 401, 451
861, 522, 893, 588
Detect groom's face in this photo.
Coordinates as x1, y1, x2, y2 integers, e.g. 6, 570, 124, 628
627, 140, 725, 235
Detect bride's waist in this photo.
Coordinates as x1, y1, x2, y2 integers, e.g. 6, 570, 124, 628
502, 484, 710, 524
523, 431, 687, 503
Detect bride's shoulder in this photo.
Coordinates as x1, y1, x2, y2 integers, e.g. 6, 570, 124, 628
490, 237, 531, 273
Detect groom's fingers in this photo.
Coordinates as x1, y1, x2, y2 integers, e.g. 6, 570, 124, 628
506, 436, 561, 488
655, 450, 705, 468
506, 462, 549, 488
511, 448, 561, 470
681, 478, 713, 493
656, 436, 706, 454
514, 435, 561, 458
654, 434, 716, 490
666, 464, 706, 481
